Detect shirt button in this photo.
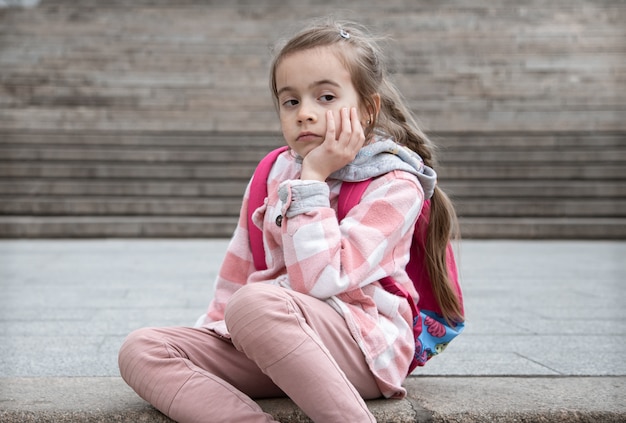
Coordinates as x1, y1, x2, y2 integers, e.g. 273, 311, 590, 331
275, 215, 283, 227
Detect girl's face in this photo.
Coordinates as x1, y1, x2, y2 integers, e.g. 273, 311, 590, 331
274, 47, 365, 158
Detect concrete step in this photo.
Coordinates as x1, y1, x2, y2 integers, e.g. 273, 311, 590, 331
455, 199, 626, 218
3, 144, 625, 164
434, 132, 626, 149
1, 377, 419, 423
443, 180, 626, 198
459, 216, 626, 239
438, 164, 625, 180
1, 179, 624, 199
1, 197, 624, 218
0, 197, 242, 216
1, 130, 624, 238
2, 130, 624, 149
0, 130, 285, 148
0, 145, 276, 164
1, 376, 624, 423
1, 216, 624, 239
3, 161, 623, 181
0, 216, 238, 238
1, 238, 625, 421
0, 179, 248, 197
0, 162, 256, 180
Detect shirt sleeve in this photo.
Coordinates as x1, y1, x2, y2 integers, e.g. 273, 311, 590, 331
204, 181, 257, 323
277, 170, 423, 300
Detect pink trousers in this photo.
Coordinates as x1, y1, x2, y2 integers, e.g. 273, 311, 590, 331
118, 283, 381, 422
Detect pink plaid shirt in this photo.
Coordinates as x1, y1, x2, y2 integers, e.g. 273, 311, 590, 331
204, 149, 424, 398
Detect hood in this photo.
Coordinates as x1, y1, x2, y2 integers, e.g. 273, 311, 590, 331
329, 137, 437, 199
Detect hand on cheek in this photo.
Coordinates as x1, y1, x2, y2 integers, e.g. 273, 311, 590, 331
332, 109, 343, 137
300, 107, 366, 182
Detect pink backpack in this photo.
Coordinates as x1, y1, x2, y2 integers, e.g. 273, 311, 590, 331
248, 146, 464, 373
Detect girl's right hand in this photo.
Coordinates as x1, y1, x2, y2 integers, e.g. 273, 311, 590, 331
301, 107, 366, 181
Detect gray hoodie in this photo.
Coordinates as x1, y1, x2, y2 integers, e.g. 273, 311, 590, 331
330, 137, 437, 200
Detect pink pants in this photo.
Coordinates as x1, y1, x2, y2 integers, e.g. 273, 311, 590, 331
118, 284, 381, 422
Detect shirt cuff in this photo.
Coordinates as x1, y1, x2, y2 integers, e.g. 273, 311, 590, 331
278, 180, 330, 218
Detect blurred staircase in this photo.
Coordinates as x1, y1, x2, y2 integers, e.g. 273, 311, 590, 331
0, 131, 282, 237
1, 129, 624, 238
437, 132, 626, 238
0, 0, 624, 238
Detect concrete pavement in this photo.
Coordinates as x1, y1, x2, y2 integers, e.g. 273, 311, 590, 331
1, 239, 625, 422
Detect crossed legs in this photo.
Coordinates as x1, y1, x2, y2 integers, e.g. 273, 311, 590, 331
118, 284, 380, 422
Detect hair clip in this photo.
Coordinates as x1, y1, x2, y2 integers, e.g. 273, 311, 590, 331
339, 29, 350, 39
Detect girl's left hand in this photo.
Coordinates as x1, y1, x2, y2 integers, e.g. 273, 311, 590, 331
301, 107, 365, 181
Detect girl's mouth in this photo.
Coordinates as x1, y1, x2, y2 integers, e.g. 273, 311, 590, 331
297, 132, 321, 142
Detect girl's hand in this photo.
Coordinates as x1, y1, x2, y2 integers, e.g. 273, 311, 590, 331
301, 107, 365, 181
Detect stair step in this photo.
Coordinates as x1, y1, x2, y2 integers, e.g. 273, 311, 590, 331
3, 179, 624, 198
0, 197, 242, 216
444, 180, 626, 198
3, 145, 625, 164
434, 132, 626, 149
2, 197, 623, 219
1, 216, 623, 239
455, 199, 626, 218
0, 145, 277, 164
0, 163, 256, 180
0, 130, 285, 148
0, 216, 238, 238
442, 149, 626, 163
3, 162, 623, 181
459, 217, 626, 239
439, 164, 625, 180
2, 130, 623, 149
0, 180, 248, 197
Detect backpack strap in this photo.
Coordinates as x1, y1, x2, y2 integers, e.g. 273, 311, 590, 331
336, 180, 372, 221
339, 179, 423, 373
248, 146, 288, 271
338, 180, 420, 317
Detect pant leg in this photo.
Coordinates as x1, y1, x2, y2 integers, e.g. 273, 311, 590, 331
118, 326, 283, 423
224, 284, 381, 423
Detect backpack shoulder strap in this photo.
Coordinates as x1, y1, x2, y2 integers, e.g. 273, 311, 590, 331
337, 179, 372, 221
248, 146, 289, 271
339, 178, 420, 356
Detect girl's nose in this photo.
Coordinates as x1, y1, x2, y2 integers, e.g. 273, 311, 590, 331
297, 101, 317, 123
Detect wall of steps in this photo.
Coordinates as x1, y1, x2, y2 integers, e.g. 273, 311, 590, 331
0, 0, 624, 238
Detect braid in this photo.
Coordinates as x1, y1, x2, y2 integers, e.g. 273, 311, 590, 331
379, 76, 464, 324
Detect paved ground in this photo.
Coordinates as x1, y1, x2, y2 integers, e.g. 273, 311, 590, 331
1, 239, 625, 422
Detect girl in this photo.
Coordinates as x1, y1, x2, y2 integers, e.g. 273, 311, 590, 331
118, 18, 463, 423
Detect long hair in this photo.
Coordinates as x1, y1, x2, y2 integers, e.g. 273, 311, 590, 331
270, 18, 464, 323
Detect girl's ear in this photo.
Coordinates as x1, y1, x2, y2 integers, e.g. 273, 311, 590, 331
361, 94, 381, 128
371, 93, 381, 117
367, 93, 381, 123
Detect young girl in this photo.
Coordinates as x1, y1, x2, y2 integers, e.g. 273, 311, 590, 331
118, 19, 463, 423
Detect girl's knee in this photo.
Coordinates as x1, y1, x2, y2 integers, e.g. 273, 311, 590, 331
224, 284, 293, 345
120, 327, 160, 354
118, 327, 165, 379
225, 284, 286, 323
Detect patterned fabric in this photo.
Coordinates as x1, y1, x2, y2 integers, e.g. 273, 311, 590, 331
415, 311, 465, 365
204, 149, 424, 398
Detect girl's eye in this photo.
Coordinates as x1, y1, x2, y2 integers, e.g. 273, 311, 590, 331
319, 94, 335, 102
281, 99, 299, 107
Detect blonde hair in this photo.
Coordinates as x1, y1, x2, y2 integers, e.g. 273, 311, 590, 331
270, 18, 464, 323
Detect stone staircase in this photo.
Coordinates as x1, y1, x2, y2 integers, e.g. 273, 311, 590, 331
0, 0, 624, 238
1, 129, 624, 238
